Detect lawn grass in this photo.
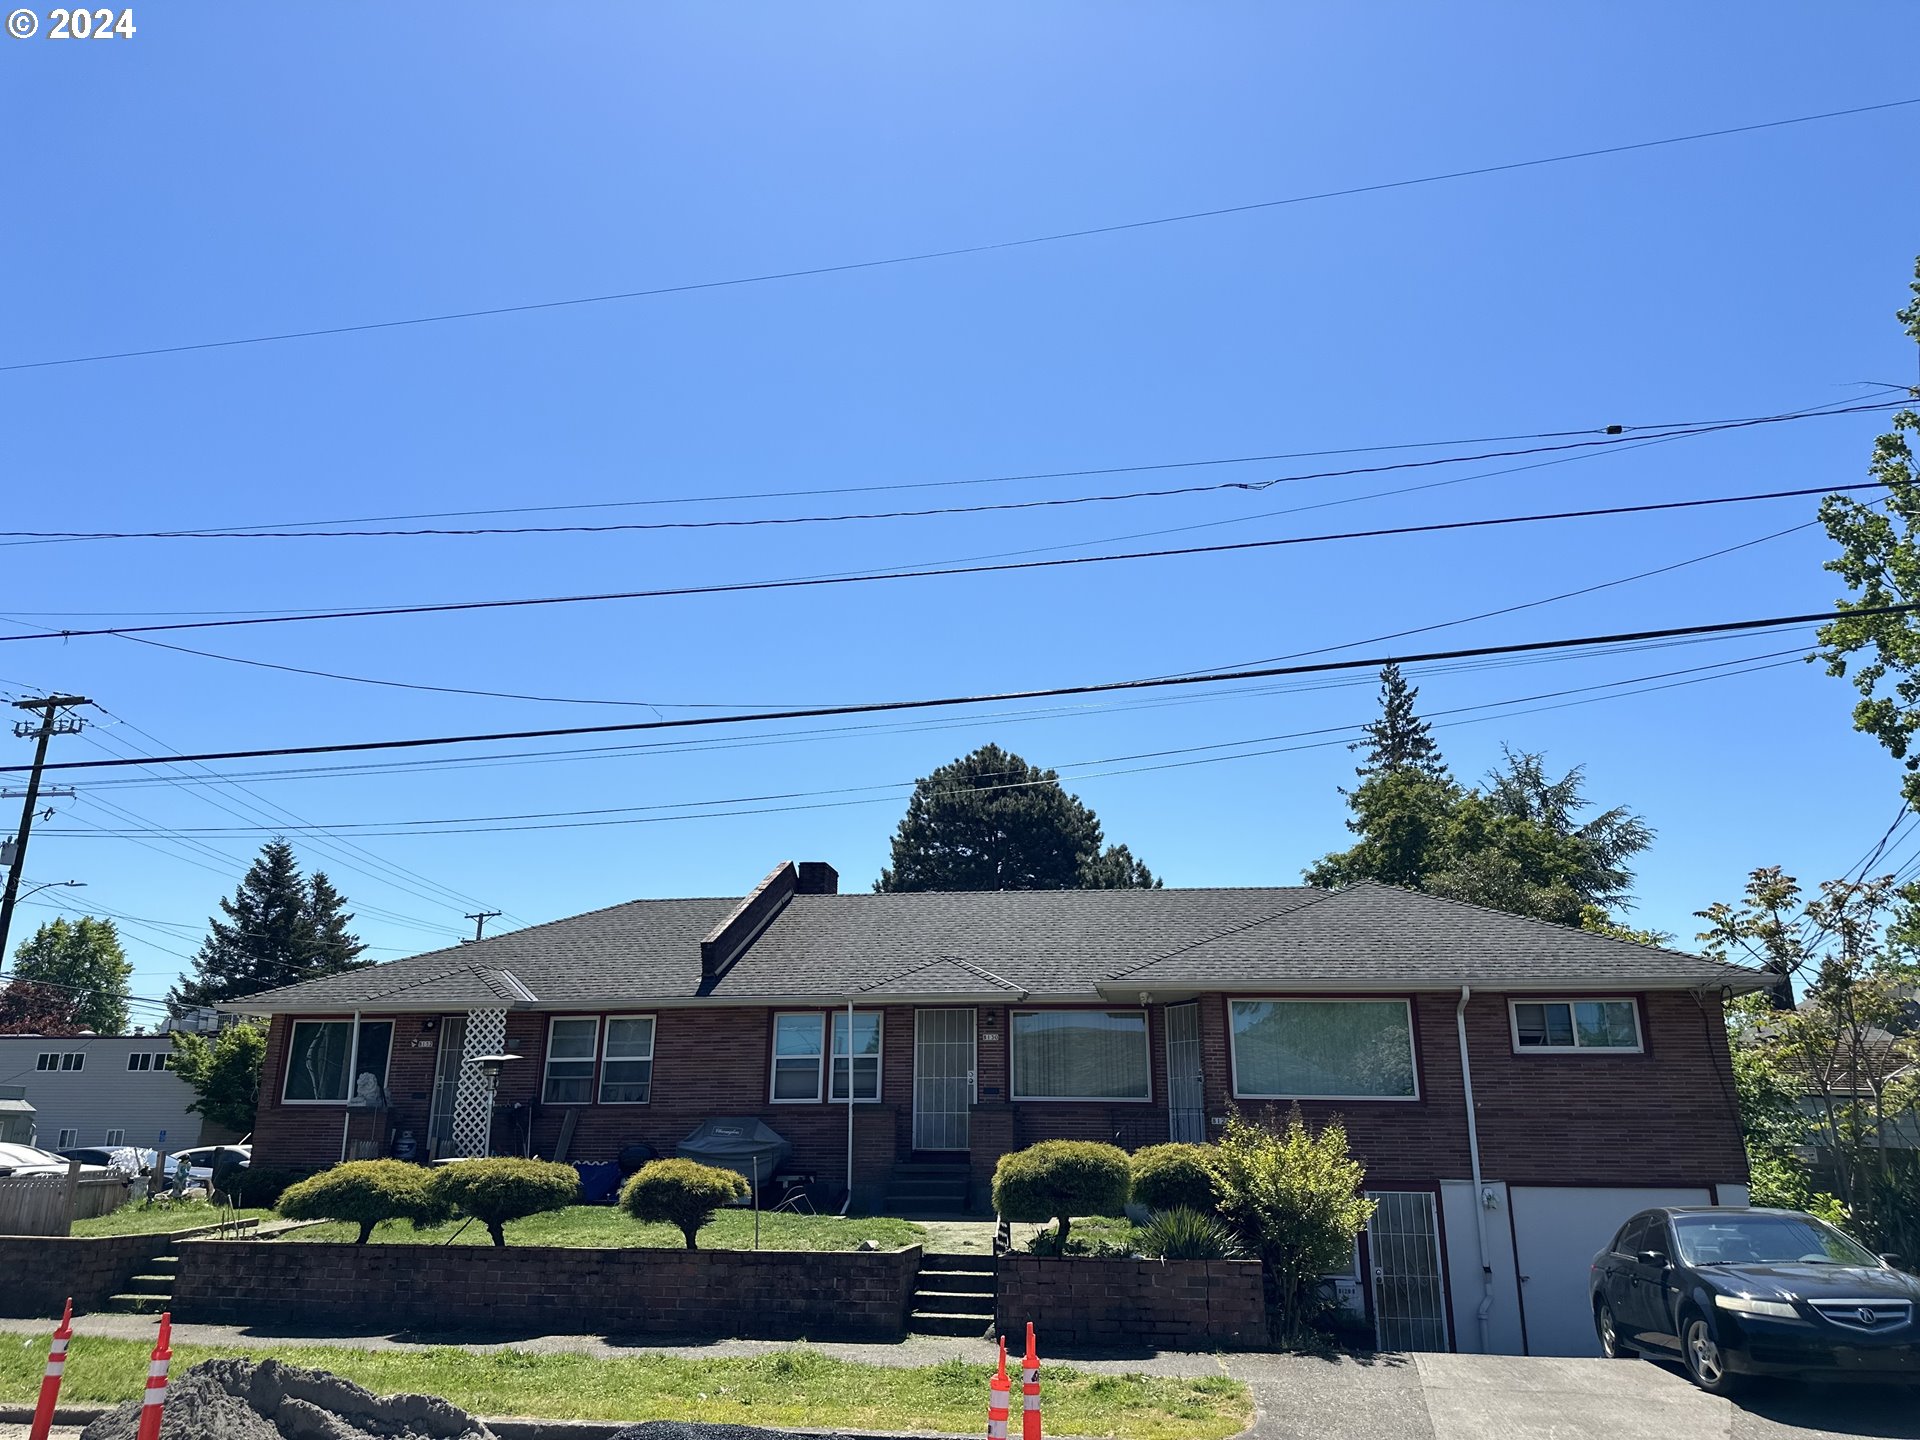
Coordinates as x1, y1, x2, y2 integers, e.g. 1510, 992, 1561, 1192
278, 1204, 927, 1251
0, 1337, 1251, 1440
69, 1204, 276, 1237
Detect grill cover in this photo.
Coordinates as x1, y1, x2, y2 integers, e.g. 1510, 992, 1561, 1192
674, 1117, 792, 1190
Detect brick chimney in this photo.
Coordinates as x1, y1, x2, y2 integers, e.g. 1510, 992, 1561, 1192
700, 862, 797, 982
795, 861, 839, 895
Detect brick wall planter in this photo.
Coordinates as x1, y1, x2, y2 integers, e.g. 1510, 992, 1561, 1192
996, 1255, 1266, 1349
0, 1234, 173, 1317
172, 1240, 922, 1340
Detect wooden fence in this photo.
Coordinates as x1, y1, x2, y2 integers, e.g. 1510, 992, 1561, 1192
0, 1174, 129, 1236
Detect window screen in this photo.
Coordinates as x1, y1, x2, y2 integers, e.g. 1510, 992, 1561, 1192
772, 1013, 825, 1100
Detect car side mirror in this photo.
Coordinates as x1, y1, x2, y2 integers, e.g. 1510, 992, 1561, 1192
1637, 1249, 1670, 1268
1880, 1253, 1906, 1270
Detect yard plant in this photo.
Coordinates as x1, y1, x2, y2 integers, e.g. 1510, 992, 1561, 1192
1137, 1205, 1244, 1260
620, 1157, 749, 1249
277, 1160, 444, 1244
1129, 1142, 1222, 1213
991, 1139, 1130, 1248
1212, 1109, 1374, 1347
431, 1157, 579, 1247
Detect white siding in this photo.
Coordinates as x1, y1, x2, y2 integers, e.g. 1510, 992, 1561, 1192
0, 1037, 208, 1150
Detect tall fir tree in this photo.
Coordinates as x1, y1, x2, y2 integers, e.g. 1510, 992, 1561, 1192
169, 840, 373, 1011
1350, 663, 1448, 783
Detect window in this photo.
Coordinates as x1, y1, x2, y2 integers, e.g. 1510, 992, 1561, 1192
127, 1052, 170, 1072
128, 1053, 147, 1071
1010, 1010, 1151, 1101
830, 1011, 882, 1102
543, 1017, 599, 1104
36, 1053, 56, 1071
282, 1018, 394, 1103
157, 1053, 172, 1070
104, 1128, 125, 1146
1510, 999, 1642, 1053
1229, 999, 1418, 1100
598, 1016, 655, 1104
60, 1052, 84, 1072
771, 1013, 825, 1101
56, 1128, 78, 1148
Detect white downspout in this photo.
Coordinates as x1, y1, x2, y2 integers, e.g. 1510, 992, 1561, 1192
339, 1010, 363, 1164
1456, 985, 1494, 1353
840, 998, 855, 1216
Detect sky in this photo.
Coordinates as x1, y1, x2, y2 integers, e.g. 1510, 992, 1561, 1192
3, 2, 1919, 1025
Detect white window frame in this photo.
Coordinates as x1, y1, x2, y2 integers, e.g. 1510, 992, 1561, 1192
157, 1053, 172, 1070
830, 1010, 884, 1103
1009, 1008, 1154, 1104
56, 1128, 78, 1148
104, 1128, 125, 1146
1508, 997, 1644, 1054
596, 1014, 656, 1105
127, 1052, 149, 1071
1227, 997, 1421, 1103
770, 1011, 826, 1103
61, 1051, 84, 1072
36, 1053, 56, 1071
542, 1015, 601, 1105
280, 1018, 393, 1105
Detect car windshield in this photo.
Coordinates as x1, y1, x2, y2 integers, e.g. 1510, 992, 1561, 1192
1672, 1214, 1880, 1267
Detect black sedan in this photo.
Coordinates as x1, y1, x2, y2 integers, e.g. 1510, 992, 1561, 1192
1590, 1206, 1919, 1393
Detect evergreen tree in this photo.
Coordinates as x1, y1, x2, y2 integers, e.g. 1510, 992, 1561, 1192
169, 840, 372, 1011
876, 744, 1160, 892
10, 916, 133, 1033
1351, 663, 1448, 783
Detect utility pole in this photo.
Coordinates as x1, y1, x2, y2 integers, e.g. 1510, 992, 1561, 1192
0, 696, 91, 964
461, 910, 501, 944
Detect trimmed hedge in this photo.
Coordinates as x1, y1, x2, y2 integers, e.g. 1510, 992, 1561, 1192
277, 1160, 443, 1244
992, 1140, 1131, 1247
430, 1157, 580, 1247
621, 1158, 750, 1249
1130, 1143, 1222, 1214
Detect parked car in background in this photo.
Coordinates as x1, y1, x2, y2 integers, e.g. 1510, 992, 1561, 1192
1591, 1206, 1919, 1393
168, 1143, 251, 1184
0, 1142, 117, 1178
57, 1145, 156, 1177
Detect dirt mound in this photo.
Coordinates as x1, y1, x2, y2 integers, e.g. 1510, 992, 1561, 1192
79, 1358, 495, 1440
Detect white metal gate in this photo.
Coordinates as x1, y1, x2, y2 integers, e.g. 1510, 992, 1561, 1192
1368, 1190, 1450, 1351
913, 1008, 976, 1151
1165, 1001, 1205, 1143
426, 1016, 467, 1157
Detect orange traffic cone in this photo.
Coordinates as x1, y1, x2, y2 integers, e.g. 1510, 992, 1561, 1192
29, 1298, 73, 1440
986, 1336, 1011, 1440
1021, 1322, 1042, 1440
136, 1313, 171, 1440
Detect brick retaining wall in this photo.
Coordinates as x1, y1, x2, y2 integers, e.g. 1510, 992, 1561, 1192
0, 1234, 172, 1317
996, 1255, 1266, 1349
172, 1240, 921, 1340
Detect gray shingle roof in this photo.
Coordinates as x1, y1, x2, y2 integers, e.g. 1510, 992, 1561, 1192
230, 879, 1763, 1014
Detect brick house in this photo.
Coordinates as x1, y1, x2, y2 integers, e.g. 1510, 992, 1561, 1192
233, 859, 1766, 1357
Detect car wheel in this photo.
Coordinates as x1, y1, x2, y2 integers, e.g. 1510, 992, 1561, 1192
1595, 1299, 1635, 1359
1681, 1311, 1745, 1397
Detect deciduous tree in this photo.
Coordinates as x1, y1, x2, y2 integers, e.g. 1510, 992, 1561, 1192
10, 916, 132, 1033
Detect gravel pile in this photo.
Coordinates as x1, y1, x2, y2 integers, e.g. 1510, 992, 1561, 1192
79, 1360, 494, 1440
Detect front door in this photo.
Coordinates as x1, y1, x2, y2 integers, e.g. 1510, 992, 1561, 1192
425, 1016, 467, 1158
913, 1008, 976, 1151
1165, 1001, 1205, 1143
1368, 1190, 1451, 1351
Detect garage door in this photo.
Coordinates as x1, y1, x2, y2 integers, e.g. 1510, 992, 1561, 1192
1508, 1186, 1710, 1356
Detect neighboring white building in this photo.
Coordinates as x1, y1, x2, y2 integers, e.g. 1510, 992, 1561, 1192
0, 1035, 210, 1151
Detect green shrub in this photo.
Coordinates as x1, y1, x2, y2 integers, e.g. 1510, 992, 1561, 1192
277, 1160, 443, 1244
1138, 1206, 1245, 1260
991, 1140, 1131, 1248
1212, 1109, 1374, 1347
1023, 1215, 1143, 1257
219, 1165, 304, 1210
620, 1159, 749, 1249
1130, 1144, 1222, 1214
430, 1157, 580, 1247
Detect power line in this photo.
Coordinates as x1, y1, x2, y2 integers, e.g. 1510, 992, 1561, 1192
0, 482, 1885, 647
7, 97, 1914, 374
34, 645, 1809, 839
6, 403, 1901, 544
2, 602, 1897, 777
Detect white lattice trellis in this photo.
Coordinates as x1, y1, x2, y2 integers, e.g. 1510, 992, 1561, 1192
450, 1008, 508, 1157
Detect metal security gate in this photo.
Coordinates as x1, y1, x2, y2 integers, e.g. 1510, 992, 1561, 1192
913, 1008, 976, 1151
425, 1016, 467, 1157
1368, 1190, 1450, 1351
1165, 1001, 1205, 1143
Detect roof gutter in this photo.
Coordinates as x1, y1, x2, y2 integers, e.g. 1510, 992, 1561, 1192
1457, 984, 1494, 1354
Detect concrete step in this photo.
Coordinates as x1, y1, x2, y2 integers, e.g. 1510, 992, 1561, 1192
106, 1293, 170, 1314
921, 1251, 996, 1270
127, 1274, 177, 1290
886, 1177, 969, 1196
893, 1162, 971, 1175
910, 1310, 994, 1337
916, 1271, 994, 1295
